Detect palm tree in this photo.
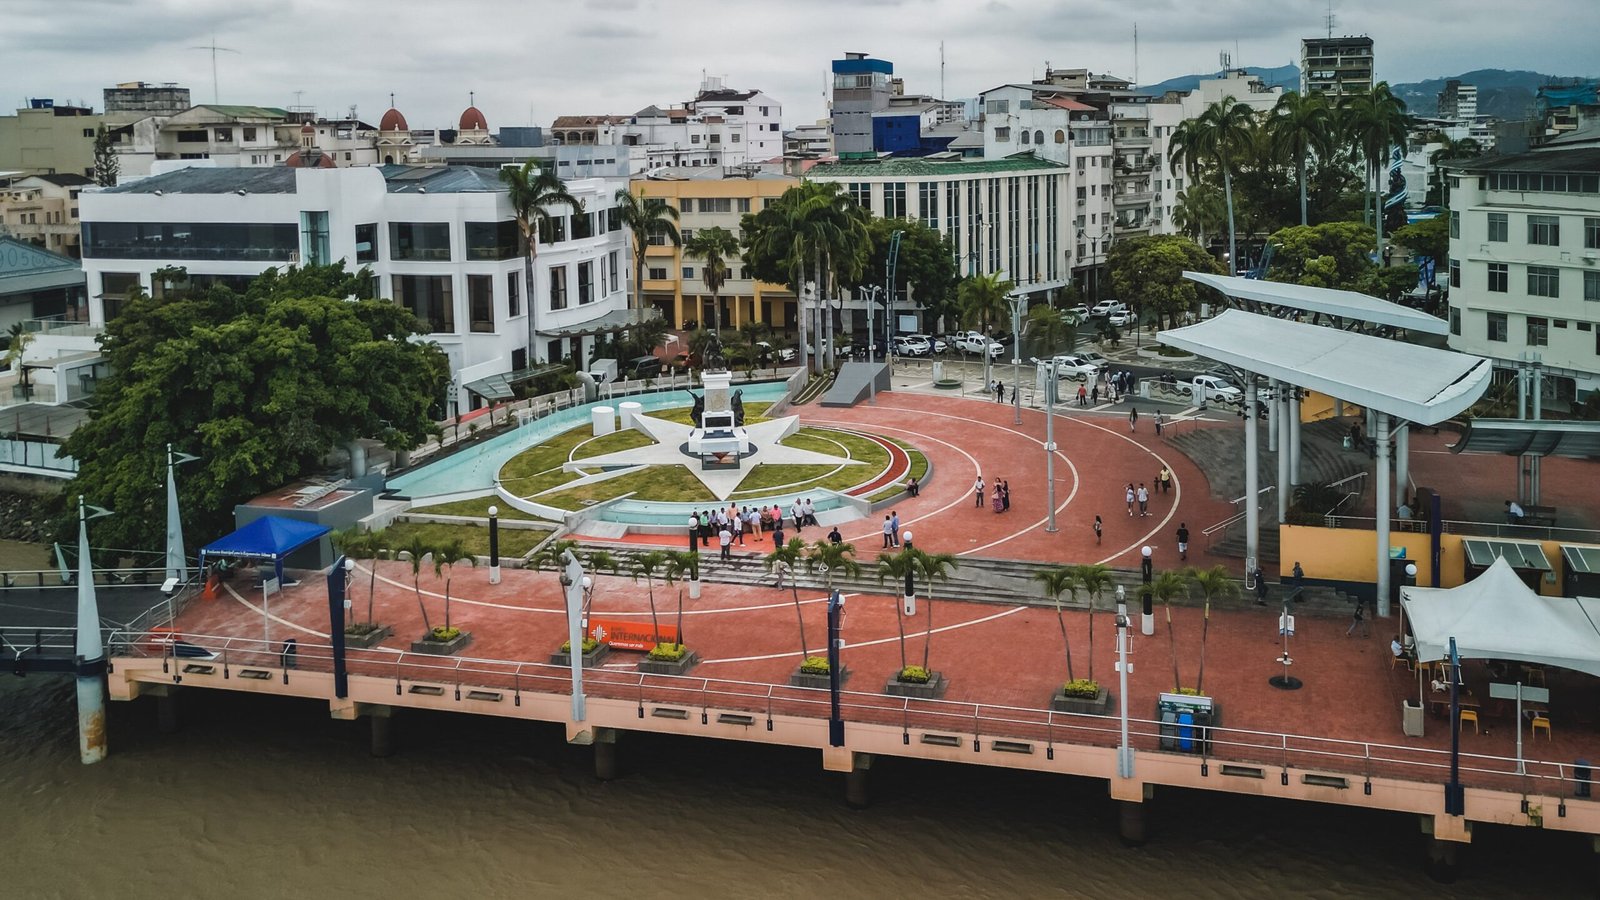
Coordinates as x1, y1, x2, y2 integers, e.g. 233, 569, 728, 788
331, 527, 382, 627
913, 549, 958, 671
432, 538, 477, 634
683, 225, 741, 348
613, 187, 681, 314
1025, 303, 1074, 362
765, 536, 809, 661
1170, 97, 1255, 275
875, 546, 920, 672
1032, 567, 1079, 683
791, 181, 868, 371
1427, 136, 1482, 207
1185, 564, 1238, 694
1172, 182, 1227, 249
395, 534, 435, 634
806, 539, 861, 597
583, 550, 620, 622
1072, 563, 1112, 684
741, 189, 812, 374
1267, 92, 1335, 226
4, 322, 34, 395
663, 549, 700, 646
1341, 83, 1409, 257
1148, 570, 1190, 691
957, 272, 1014, 392
630, 549, 670, 645
501, 161, 582, 362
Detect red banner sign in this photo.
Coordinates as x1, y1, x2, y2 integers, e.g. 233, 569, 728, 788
587, 619, 679, 651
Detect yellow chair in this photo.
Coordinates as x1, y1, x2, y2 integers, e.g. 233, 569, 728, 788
1458, 709, 1480, 733
1531, 715, 1551, 741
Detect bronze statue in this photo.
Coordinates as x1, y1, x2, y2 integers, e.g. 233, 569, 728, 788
731, 389, 745, 427
686, 389, 704, 426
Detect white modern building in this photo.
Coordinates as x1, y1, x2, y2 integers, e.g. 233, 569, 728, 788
552, 76, 784, 174
78, 164, 631, 415
1445, 146, 1600, 402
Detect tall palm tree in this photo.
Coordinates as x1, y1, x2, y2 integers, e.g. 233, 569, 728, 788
1148, 570, 1189, 692
1033, 567, 1079, 684
1341, 83, 1409, 257
395, 535, 435, 634
630, 550, 670, 645
957, 272, 1013, 393
806, 539, 861, 599
792, 181, 868, 372
583, 549, 620, 623
765, 536, 809, 662
613, 187, 681, 314
683, 225, 741, 349
1268, 92, 1335, 226
1170, 97, 1255, 275
875, 546, 920, 672
1072, 563, 1112, 685
432, 538, 477, 634
1427, 136, 1483, 207
742, 189, 812, 374
1185, 564, 1238, 694
913, 549, 958, 671
501, 161, 582, 362
1172, 182, 1226, 249
331, 527, 387, 627
1025, 303, 1075, 361
662, 549, 700, 645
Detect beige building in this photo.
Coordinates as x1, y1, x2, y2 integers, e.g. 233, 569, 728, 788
0, 173, 91, 258
0, 101, 101, 178
631, 170, 799, 333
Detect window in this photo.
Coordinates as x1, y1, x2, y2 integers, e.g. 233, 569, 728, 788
608, 251, 619, 294
691, 134, 700, 144
83, 127, 94, 138
1449, 307, 1460, 336
83, 222, 297, 261
1528, 265, 1560, 298
1020, 131, 1031, 145
571, 212, 595, 240
1034, 130, 1044, 144
578, 261, 593, 305
680, 199, 695, 214
736, 198, 750, 213
1055, 130, 1066, 143
1586, 270, 1600, 302
468, 275, 494, 333
507, 271, 520, 317
995, 127, 1010, 142
1487, 312, 1508, 342
884, 182, 907, 218
1487, 212, 1507, 242
176, 130, 206, 143
648, 267, 667, 280
243, 127, 257, 141
1527, 316, 1548, 347
681, 265, 694, 279
1488, 262, 1507, 292
549, 266, 568, 310
392, 275, 454, 332
985, 99, 1010, 114
215, 128, 232, 142
389, 222, 451, 261
1586, 217, 1600, 249
1528, 215, 1560, 246
847, 183, 870, 207
918, 182, 938, 228
1449, 211, 1460, 239
466, 221, 520, 260
699, 198, 733, 214
1449, 258, 1460, 288
300, 211, 330, 266
537, 216, 567, 244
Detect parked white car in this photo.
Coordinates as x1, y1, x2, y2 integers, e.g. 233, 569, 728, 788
1107, 309, 1136, 327
1180, 375, 1243, 404
754, 341, 796, 362
1046, 354, 1101, 382
1090, 300, 1125, 317
953, 333, 1004, 357
894, 335, 930, 356
911, 334, 948, 354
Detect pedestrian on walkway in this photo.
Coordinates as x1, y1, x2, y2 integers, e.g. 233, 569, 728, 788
1159, 466, 1172, 494
1177, 522, 1189, 561
1091, 383, 1100, 404
974, 475, 986, 508
732, 510, 745, 546
1137, 483, 1150, 516
1154, 410, 1164, 436
1093, 515, 1103, 544
803, 497, 818, 527
1001, 480, 1011, 512
890, 510, 902, 546
1255, 575, 1269, 606
1128, 406, 1139, 432
1125, 483, 1136, 517
1345, 600, 1368, 636
992, 482, 1004, 513
772, 518, 785, 550
790, 499, 804, 531
1291, 561, 1305, 600
698, 510, 711, 547
882, 514, 895, 548
719, 525, 733, 560
1077, 384, 1087, 407
828, 526, 843, 545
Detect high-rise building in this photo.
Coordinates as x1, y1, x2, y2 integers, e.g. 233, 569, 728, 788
1300, 36, 1375, 98
1438, 80, 1479, 121
830, 53, 895, 159
103, 82, 191, 118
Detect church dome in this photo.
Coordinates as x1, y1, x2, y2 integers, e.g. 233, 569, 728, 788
380, 107, 409, 131
459, 105, 488, 131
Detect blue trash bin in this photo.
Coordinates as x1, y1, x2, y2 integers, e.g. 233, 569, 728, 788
1177, 711, 1195, 752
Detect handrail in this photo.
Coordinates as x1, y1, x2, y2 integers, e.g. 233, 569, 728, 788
101, 627, 1597, 797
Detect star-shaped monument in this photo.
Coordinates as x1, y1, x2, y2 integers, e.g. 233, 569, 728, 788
565, 412, 863, 500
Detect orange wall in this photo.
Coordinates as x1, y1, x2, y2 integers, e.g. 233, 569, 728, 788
1280, 525, 1580, 597
1299, 390, 1361, 423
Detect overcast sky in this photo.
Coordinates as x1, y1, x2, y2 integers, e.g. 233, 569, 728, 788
4, 0, 1596, 129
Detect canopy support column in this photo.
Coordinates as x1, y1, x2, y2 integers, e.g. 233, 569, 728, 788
1267, 378, 1279, 452
1395, 422, 1410, 512
1376, 412, 1393, 618
1289, 389, 1303, 485
1276, 387, 1290, 522
1245, 376, 1261, 583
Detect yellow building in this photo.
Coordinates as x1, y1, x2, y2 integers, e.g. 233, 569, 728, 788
631, 170, 798, 334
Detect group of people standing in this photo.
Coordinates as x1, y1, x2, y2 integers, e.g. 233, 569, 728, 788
972, 475, 1012, 514
688, 498, 821, 559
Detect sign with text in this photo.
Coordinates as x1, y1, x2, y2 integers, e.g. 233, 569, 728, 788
588, 618, 679, 651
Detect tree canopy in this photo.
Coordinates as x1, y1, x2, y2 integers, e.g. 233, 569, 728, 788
1106, 235, 1224, 329
842, 217, 959, 331
1265, 221, 1379, 291
61, 263, 449, 550
1390, 216, 1449, 267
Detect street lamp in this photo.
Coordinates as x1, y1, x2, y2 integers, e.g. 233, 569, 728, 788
1007, 291, 1027, 426
861, 284, 883, 405
1140, 546, 1154, 635
1043, 365, 1059, 534
165, 443, 200, 590
900, 531, 916, 615
827, 589, 846, 747
1115, 584, 1133, 779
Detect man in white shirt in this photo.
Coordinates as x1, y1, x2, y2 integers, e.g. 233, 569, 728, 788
803, 497, 817, 526
718, 526, 733, 560
974, 476, 986, 508
1506, 500, 1525, 524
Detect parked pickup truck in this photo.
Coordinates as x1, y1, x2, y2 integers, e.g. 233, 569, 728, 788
1177, 375, 1243, 404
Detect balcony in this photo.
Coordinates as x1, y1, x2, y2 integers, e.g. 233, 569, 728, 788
1113, 190, 1154, 206
1115, 134, 1152, 147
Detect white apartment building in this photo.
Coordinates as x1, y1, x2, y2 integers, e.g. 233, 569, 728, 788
0, 173, 90, 257
1445, 147, 1600, 402
108, 104, 383, 177
552, 77, 783, 174
78, 164, 630, 415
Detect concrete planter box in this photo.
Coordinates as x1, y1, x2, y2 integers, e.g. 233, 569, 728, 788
637, 650, 700, 676
790, 666, 849, 690
1051, 685, 1112, 715
884, 671, 947, 699
550, 643, 612, 668
342, 624, 392, 650
410, 631, 473, 656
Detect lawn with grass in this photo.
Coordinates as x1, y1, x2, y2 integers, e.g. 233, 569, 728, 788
411, 497, 543, 521
538, 466, 716, 510
572, 429, 656, 459
863, 438, 929, 503
385, 520, 551, 559
498, 427, 595, 482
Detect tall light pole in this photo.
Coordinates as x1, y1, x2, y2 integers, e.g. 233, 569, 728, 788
560, 550, 588, 722
1044, 366, 1058, 533
1007, 292, 1027, 425
1115, 584, 1133, 779
861, 284, 882, 405
827, 589, 846, 747
165, 443, 199, 589
75, 495, 112, 764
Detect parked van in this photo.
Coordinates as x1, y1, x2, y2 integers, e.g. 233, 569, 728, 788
623, 355, 662, 380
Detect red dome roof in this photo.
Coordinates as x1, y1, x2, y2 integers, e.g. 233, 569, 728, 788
284, 149, 336, 169
300, 121, 316, 134
380, 107, 409, 131
458, 105, 488, 131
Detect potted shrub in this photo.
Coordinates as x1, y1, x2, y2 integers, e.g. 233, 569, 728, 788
885, 663, 945, 699
790, 654, 847, 689
1052, 677, 1111, 715
551, 634, 610, 667
638, 639, 698, 676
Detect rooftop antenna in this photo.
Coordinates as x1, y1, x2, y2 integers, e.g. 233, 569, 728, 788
1133, 23, 1139, 86
189, 36, 239, 105
940, 41, 946, 100
1325, 0, 1336, 39
469, 90, 476, 108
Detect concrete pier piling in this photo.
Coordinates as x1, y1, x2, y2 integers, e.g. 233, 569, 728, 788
593, 728, 619, 781
845, 753, 872, 809
1117, 801, 1147, 847
369, 707, 395, 758
156, 691, 179, 735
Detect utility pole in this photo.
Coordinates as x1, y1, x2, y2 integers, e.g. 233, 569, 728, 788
1044, 366, 1058, 533
1008, 292, 1026, 425
190, 37, 240, 105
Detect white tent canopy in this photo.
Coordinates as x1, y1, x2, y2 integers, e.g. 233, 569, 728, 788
1401, 557, 1600, 678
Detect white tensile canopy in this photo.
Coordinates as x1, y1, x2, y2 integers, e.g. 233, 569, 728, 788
1401, 557, 1600, 677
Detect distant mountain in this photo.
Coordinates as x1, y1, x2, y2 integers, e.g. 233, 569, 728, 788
1138, 65, 1300, 97
1389, 69, 1594, 120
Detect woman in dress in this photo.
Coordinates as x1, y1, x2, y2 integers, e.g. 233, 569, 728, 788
992, 482, 1004, 513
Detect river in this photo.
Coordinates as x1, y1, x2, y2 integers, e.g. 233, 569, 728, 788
0, 676, 1588, 899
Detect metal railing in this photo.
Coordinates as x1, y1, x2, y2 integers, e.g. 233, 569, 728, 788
103, 628, 1598, 801
1320, 515, 1600, 545
1201, 487, 1274, 547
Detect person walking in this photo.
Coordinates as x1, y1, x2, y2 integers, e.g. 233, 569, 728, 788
890, 510, 902, 546
1125, 483, 1136, 517
1000, 480, 1011, 512
718, 525, 733, 561
1154, 410, 1164, 436
771, 517, 785, 551
1159, 466, 1172, 494
1093, 515, 1103, 544
1176, 522, 1189, 561
1077, 384, 1088, 407
1254, 575, 1269, 606
1291, 561, 1305, 601
828, 525, 843, 544
1128, 406, 1139, 432
974, 475, 986, 508
996, 380, 1005, 403
1137, 483, 1150, 517
1345, 600, 1368, 637
1091, 383, 1100, 404
732, 510, 745, 546
882, 514, 895, 549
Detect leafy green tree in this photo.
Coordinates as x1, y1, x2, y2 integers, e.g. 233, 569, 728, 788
502, 161, 582, 359
1340, 83, 1410, 256
394, 534, 436, 634
844, 217, 958, 333
1149, 570, 1190, 691
432, 538, 477, 633
92, 124, 119, 187
683, 225, 741, 341
331, 527, 387, 626
1170, 98, 1257, 276
1390, 216, 1448, 268
1106, 235, 1224, 330
1172, 182, 1227, 249
1032, 567, 1079, 683
60, 264, 446, 551
663, 549, 700, 643
957, 272, 1014, 390
613, 187, 680, 313
765, 536, 809, 661
913, 549, 957, 671
1265, 221, 1379, 292
1267, 92, 1336, 226
1024, 304, 1076, 361
740, 192, 812, 372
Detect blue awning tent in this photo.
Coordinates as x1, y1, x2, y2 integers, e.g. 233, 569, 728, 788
199, 515, 331, 584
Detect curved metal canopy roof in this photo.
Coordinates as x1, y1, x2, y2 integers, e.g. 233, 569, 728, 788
1451, 418, 1600, 458
1158, 309, 1492, 425
1184, 272, 1450, 336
